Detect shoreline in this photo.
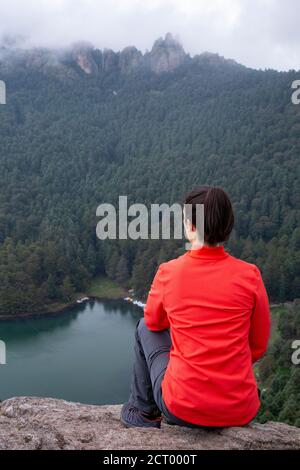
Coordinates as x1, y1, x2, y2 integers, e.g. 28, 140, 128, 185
0, 291, 289, 322
0, 276, 130, 321
0, 283, 129, 321
0, 295, 127, 321
0, 293, 146, 322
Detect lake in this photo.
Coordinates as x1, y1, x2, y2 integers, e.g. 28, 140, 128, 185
0, 299, 143, 404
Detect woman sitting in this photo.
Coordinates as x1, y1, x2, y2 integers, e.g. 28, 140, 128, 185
121, 186, 270, 428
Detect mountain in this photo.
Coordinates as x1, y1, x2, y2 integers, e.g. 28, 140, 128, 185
0, 33, 189, 76
0, 34, 299, 316
0, 33, 241, 77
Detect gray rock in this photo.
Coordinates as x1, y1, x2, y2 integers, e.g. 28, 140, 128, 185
0, 397, 299, 450
1, 34, 190, 77
147, 33, 187, 74
102, 49, 119, 73
119, 47, 143, 74
71, 42, 98, 75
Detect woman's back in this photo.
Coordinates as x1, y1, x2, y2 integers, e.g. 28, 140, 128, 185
122, 186, 271, 430
144, 245, 270, 426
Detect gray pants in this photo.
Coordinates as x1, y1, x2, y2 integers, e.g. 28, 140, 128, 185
128, 318, 201, 428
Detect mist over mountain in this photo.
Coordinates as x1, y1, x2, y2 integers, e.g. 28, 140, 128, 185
0, 32, 242, 76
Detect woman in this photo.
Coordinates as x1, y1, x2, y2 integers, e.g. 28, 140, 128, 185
121, 186, 270, 428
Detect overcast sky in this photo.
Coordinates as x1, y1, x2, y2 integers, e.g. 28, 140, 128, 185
0, 0, 299, 71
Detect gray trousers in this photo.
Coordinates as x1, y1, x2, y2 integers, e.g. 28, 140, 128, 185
128, 318, 201, 428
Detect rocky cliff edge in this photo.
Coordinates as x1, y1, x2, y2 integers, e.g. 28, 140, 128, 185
0, 397, 300, 450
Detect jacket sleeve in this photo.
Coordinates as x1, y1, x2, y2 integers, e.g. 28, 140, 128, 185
144, 264, 170, 331
249, 267, 271, 364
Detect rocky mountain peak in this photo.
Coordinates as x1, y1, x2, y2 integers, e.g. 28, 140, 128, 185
1, 34, 232, 77
148, 33, 187, 73
71, 42, 98, 75
119, 46, 142, 74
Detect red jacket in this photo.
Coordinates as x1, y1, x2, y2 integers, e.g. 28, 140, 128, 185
144, 246, 270, 427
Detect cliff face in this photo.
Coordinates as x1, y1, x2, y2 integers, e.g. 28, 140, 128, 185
146, 32, 186, 73
0, 397, 299, 450
0, 33, 190, 76
72, 33, 187, 74
0, 32, 245, 79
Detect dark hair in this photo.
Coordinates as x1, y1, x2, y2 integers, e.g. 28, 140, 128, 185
184, 186, 234, 246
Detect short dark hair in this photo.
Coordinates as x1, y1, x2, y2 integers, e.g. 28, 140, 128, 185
184, 186, 234, 246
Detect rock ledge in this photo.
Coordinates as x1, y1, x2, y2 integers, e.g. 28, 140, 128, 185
0, 397, 299, 450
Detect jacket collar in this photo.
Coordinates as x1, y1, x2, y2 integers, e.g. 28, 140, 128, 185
187, 245, 228, 260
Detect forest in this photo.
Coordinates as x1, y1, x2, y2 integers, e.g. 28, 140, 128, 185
258, 300, 300, 427
0, 50, 299, 316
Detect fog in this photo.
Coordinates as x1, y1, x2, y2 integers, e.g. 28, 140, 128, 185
0, 0, 299, 70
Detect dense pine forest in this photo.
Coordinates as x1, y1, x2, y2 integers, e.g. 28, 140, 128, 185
0, 37, 300, 316
258, 300, 300, 427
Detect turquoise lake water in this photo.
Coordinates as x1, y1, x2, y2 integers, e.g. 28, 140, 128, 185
0, 299, 142, 404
